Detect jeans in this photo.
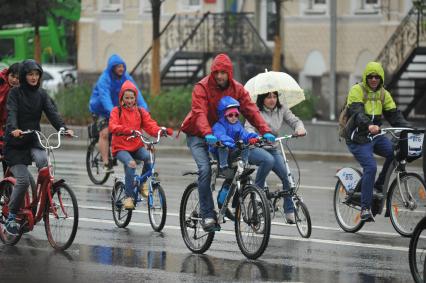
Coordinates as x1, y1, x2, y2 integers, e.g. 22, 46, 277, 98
248, 147, 294, 213
347, 135, 393, 209
9, 148, 47, 215
187, 135, 215, 219
217, 147, 249, 169
116, 147, 150, 198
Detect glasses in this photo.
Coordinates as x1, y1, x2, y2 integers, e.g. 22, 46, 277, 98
226, 113, 239, 118
367, 75, 381, 80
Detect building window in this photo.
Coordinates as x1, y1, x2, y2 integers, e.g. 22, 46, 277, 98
266, 0, 277, 42
355, 0, 380, 15
179, 0, 202, 12
305, 0, 327, 15
100, 0, 122, 13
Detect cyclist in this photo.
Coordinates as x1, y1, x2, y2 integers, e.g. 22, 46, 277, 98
109, 80, 172, 210
181, 53, 274, 232
89, 54, 148, 172
3, 59, 74, 235
0, 63, 20, 175
245, 91, 306, 224
344, 61, 410, 222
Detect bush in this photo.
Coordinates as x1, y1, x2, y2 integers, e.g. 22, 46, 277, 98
146, 87, 192, 128
53, 84, 92, 125
291, 90, 318, 120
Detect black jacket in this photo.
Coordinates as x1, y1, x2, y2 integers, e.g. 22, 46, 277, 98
4, 60, 66, 166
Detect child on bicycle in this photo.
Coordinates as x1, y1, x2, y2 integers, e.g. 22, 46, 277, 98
4, 59, 74, 235
109, 80, 172, 210
210, 96, 259, 179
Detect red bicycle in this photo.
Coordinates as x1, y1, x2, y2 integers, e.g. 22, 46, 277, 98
0, 128, 79, 250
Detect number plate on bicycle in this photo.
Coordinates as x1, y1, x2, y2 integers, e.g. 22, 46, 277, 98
336, 168, 361, 192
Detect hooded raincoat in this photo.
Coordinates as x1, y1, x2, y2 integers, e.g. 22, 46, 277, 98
346, 61, 409, 144
0, 68, 11, 145
181, 53, 271, 137
89, 54, 148, 118
109, 80, 161, 156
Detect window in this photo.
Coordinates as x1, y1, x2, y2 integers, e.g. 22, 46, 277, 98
0, 39, 15, 59
305, 0, 327, 15
100, 0, 122, 12
266, 0, 277, 42
179, 0, 201, 12
355, 0, 380, 15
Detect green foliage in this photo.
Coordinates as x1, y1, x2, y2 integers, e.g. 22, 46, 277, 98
53, 84, 92, 125
146, 87, 192, 128
291, 89, 318, 120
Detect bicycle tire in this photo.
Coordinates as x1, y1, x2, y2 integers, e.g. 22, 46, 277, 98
44, 183, 79, 251
235, 184, 271, 260
179, 182, 214, 254
86, 140, 110, 185
409, 216, 426, 283
111, 181, 132, 228
333, 180, 364, 233
0, 182, 22, 246
388, 172, 426, 237
294, 200, 312, 238
148, 184, 167, 232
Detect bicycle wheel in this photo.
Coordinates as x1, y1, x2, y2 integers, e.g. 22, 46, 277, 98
148, 184, 167, 232
388, 173, 426, 237
294, 200, 312, 238
111, 181, 132, 228
409, 216, 426, 283
333, 180, 364, 233
0, 182, 22, 246
235, 184, 271, 260
44, 183, 79, 251
179, 182, 214, 254
86, 140, 110, 185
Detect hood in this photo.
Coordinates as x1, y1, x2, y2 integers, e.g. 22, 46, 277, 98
118, 80, 138, 105
19, 59, 43, 91
217, 96, 240, 119
210, 53, 233, 84
107, 54, 127, 76
0, 68, 7, 84
362, 61, 384, 91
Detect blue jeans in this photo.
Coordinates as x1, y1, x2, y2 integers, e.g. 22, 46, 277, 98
217, 147, 249, 169
116, 148, 150, 198
248, 147, 294, 213
347, 135, 393, 209
187, 135, 215, 219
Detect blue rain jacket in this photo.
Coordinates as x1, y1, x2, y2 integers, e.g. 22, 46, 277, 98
89, 54, 148, 117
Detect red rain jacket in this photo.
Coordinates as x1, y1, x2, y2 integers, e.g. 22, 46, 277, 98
0, 68, 10, 146
181, 53, 271, 137
109, 80, 161, 156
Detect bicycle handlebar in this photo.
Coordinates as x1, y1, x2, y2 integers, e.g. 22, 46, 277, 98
21, 127, 77, 150
127, 128, 166, 145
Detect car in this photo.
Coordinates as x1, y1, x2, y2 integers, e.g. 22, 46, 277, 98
41, 64, 78, 96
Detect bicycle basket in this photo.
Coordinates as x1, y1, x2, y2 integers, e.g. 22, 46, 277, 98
396, 130, 424, 163
87, 122, 99, 142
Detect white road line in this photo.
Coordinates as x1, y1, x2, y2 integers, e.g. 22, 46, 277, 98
78, 217, 408, 252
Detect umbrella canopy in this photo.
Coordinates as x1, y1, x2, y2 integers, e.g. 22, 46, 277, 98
244, 71, 305, 109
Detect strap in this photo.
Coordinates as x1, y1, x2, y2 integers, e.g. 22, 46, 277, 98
119, 106, 143, 130
358, 82, 385, 104
358, 83, 369, 103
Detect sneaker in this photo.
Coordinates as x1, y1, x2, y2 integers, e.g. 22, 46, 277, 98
5, 219, 20, 236
201, 217, 220, 232
285, 212, 296, 224
360, 208, 375, 222
123, 197, 135, 210
140, 182, 149, 198
103, 163, 114, 173
219, 167, 234, 180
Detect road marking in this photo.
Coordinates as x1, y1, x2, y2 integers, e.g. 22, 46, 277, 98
78, 217, 409, 252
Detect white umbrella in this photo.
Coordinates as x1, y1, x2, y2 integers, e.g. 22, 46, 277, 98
244, 71, 305, 108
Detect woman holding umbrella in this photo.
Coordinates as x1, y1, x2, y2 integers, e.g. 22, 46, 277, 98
244, 71, 306, 224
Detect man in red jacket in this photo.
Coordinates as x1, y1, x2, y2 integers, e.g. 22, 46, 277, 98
181, 53, 275, 231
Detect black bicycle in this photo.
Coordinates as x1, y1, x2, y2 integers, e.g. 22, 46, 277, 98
180, 141, 271, 260
409, 216, 426, 283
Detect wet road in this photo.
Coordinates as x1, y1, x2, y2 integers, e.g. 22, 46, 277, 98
0, 149, 422, 282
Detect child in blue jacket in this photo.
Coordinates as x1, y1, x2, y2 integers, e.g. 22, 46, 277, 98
210, 96, 259, 179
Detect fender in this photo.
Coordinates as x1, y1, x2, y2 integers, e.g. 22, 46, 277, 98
53, 179, 66, 188
335, 167, 362, 193
0, 177, 16, 186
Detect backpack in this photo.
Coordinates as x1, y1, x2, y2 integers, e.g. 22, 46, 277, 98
338, 83, 385, 140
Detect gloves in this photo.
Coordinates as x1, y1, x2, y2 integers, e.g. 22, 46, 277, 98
263, 133, 276, 143
223, 141, 236, 149
161, 127, 173, 136
248, 138, 259, 145
205, 134, 218, 145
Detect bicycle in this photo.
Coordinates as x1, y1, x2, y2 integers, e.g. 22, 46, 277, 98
334, 127, 425, 237
86, 116, 117, 185
111, 129, 167, 232
409, 216, 426, 283
0, 128, 79, 250
180, 141, 271, 260
263, 135, 312, 238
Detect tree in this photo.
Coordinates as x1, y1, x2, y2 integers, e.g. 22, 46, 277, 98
150, 0, 164, 97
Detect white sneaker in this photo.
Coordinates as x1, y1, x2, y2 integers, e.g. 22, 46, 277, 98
285, 212, 295, 224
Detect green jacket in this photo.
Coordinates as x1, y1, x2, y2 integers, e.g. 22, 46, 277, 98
346, 61, 409, 144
